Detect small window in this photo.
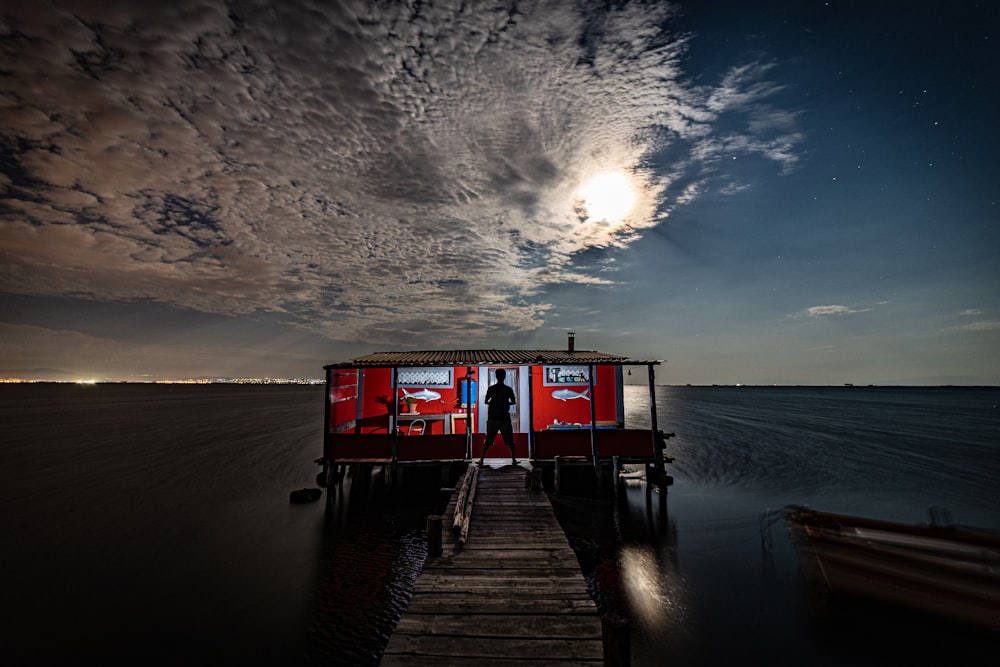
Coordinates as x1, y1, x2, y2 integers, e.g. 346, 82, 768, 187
397, 367, 453, 387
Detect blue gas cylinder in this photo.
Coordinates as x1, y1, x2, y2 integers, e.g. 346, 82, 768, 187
459, 379, 477, 406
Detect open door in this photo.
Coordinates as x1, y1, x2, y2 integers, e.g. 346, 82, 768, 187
485, 366, 519, 431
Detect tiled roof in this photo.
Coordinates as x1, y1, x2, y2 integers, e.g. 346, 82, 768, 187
324, 349, 661, 369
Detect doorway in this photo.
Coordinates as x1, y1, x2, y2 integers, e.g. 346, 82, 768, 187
486, 366, 519, 432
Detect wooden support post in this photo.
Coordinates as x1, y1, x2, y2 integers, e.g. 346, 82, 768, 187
602, 614, 631, 667
528, 467, 543, 491
588, 364, 598, 467
426, 515, 442, 557
554, 456, 562, 494
349, 463, 372, 503
612, 456, 622, 498
659, 482, 667, 524
645, 363, 667, 491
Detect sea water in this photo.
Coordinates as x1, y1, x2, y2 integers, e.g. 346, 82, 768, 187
1, 384, 998, 665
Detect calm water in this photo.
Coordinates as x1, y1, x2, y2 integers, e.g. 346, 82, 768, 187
2, 384, 998, 665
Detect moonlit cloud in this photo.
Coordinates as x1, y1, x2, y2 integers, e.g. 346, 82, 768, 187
0, 0, 801, 345
795, 305, 872, 318
954, 320, 1000, 331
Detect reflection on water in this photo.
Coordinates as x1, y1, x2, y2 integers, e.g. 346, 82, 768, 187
619, 543, 678, 633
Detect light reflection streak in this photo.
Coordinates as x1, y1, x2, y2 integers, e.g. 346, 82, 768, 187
619, 542, 685, 631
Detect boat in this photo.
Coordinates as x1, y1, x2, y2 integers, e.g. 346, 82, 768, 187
315, 333, 673, 490
785, 505, 1000, 632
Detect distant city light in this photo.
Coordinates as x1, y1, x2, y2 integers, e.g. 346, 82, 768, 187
2, 377, 323, 385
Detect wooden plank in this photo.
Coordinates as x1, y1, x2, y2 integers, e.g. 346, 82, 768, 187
382, 656, 601, 667
394, 613, 601, 636
381, 654, 604, 667
413, 568, 585, 580
404, 587, 594, 599
381, 464, 604, 665
402, 599, 597, 615
382, 635, 603, 660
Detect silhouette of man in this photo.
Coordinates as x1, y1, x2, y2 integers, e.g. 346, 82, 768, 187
480, 368, 517, 465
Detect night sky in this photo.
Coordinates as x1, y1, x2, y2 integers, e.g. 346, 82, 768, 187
1, 1, 997, 384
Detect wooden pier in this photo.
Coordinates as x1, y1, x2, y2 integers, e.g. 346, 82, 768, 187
381, 462, 606, 666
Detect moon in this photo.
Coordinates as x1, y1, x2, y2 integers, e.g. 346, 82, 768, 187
578, 172, 636, 222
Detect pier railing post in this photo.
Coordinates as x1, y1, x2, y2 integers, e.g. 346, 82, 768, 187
426, 515, 443, 557
554, 455, 562, 493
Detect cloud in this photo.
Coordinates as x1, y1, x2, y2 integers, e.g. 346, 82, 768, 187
953, 320, 1000, 331
950, 310, 997, 332
719, 181, 751, 196
0, 0, 803, 344
794, 305, 872, 318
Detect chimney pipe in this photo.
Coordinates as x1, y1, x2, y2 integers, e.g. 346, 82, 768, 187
567, 331, 575, 353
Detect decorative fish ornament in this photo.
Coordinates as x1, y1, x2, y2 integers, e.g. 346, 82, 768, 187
551, 388, 590, 401
401, 388, 442, 402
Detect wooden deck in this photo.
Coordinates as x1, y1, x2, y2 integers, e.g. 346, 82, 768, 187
381, 463, 604, 666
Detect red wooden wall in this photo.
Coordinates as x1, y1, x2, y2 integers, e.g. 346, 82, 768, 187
530, 364, 619, 430
329, 364, 621, 435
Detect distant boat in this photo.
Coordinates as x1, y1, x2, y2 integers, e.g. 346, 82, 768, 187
785, 505, 1000, 632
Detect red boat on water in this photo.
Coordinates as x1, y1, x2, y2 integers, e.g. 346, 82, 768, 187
785, 505, 1000, 632
316, 334, 672, 490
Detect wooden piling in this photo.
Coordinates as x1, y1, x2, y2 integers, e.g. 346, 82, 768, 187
602, 613, 631, 667
528, 467, 543, 491
612, 456, 622, 498
426, 515, 442, 557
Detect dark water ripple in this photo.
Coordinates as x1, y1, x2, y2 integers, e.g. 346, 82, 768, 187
631, 386, 1000, 521
306, 523, 427, 666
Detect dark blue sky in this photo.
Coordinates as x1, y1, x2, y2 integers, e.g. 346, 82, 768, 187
1, 1, 997, 383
